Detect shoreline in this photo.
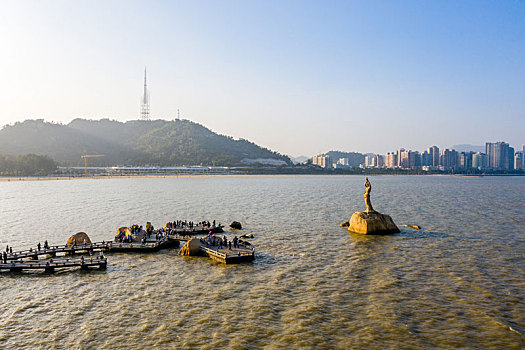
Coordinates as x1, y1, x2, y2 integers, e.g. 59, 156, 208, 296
1, 173, 521, 182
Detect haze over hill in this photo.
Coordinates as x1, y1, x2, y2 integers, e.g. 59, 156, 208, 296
326, 151, 365, 167
0, 119, 291, 167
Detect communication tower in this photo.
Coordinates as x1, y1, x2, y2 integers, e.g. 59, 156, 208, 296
140, 67, 150, 121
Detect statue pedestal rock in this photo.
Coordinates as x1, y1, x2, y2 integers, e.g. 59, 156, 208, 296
348, 178, 400, 235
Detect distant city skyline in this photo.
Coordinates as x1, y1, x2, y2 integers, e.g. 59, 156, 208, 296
1, 1, 524, 157
313, 141, 524, 171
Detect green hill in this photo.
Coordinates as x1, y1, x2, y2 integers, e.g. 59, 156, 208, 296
0, 118, 292, 167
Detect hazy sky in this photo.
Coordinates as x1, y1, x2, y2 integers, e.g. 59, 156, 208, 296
1, 0, 524, 156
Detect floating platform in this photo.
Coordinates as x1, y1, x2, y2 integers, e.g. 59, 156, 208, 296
199, 245, 255, 264
0, 257, 107, 273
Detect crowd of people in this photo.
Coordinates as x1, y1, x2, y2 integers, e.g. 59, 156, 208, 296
115, 219, 223, 243
200, 232, 242, 250
165, 220, 219, 231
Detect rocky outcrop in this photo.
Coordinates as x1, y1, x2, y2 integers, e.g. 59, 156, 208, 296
66, 232, 92, 246
230, 221, 242, 230
116, 227, 131, 236
178, 238, 203, 256
348, 211, 400, 235
340, 221, 349, 227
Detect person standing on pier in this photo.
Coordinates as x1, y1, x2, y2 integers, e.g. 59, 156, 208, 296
44, 240, 49, 249
37, 242, 41, 251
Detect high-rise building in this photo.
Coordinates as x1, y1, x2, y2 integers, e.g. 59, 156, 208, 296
364, 154, 384, 168
508, 146, 515, 170
428, 146, 440, 167
472, 152, 488, 169
376, 154, 384, 168
486, 142, 512, 170
421, 150, 431, 166
523, 146, 525, 169
312, 154, 331, 168
385, 152, 397, 168
337, 158, 349, 166
398, 149, 407, 168
364, 155, 375, 168
440, 149, 458, 169
398, 149, 417, 168
515, 151, 523, 170
414, 151, 421, 167
459, 152, 474, 169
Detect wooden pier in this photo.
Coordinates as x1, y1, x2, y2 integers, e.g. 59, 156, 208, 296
199, 245, 255, 264
2, 221, 254, 272
5, 238, 179, 261
0, 257, 107, 273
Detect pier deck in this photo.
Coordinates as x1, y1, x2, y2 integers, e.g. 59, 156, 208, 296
0, 257, 107, 273
199, 245, 255, 264
6, 237, 179, 261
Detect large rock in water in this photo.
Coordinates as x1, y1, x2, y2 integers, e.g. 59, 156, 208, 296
348, 211, 400, 235
115, 227, 134, 241
66, 232, 92, 246
230, 221, 242, 230
178, 238, 203, 256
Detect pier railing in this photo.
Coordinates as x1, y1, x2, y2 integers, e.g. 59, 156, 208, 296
0, 257, 107, 270
6, 240, 170, 260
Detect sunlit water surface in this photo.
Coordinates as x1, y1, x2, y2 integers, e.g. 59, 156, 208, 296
0, 175, 524, 349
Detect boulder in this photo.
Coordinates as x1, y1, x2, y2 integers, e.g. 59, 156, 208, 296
66, 232, 92, 246
230, 221, 242, 230
240, 233, 254, 239
115, 227, 133, 241
178, 238, 203, 256
409, 225, 421, 230
340, 221, 349, 227
348, 211, 400, 235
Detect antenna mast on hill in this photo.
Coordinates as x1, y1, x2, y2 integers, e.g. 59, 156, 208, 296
140, 67, 150, 121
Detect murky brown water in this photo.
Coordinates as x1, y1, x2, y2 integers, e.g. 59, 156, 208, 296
0, 175, 524, 349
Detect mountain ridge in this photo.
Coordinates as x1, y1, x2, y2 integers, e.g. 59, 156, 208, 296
0, 118, 292, 166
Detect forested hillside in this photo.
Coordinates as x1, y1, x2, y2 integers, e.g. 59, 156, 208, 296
0, 119, 291, 166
